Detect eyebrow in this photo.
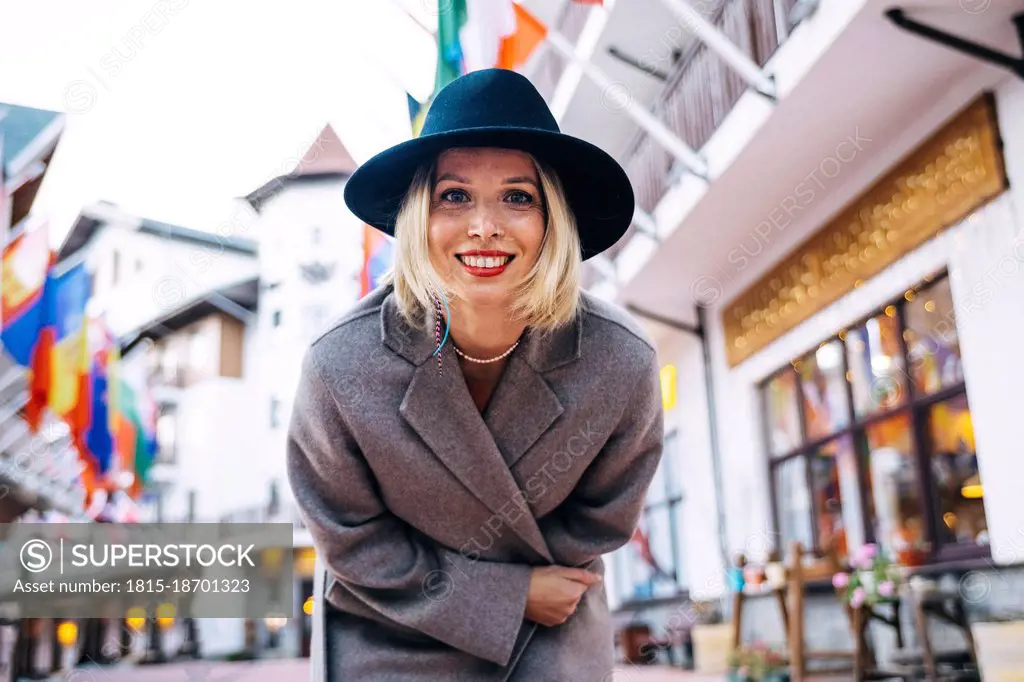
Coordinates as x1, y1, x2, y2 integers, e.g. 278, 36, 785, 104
436, 173, 539, 189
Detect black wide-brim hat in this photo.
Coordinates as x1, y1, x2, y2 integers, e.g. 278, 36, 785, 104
343, 68, 635, 261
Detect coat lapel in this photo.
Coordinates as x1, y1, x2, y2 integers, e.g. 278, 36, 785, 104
482, 352, 563, 468
399, 351, 554, 563
382, 289, 585, 564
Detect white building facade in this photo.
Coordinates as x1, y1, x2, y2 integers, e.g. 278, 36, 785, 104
523, 0, 1024, 656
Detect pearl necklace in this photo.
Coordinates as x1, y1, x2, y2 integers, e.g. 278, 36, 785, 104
453, 340, 520, 364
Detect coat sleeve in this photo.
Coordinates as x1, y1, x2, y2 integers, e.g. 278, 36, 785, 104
540, 349, 664, 567
286, 347, 533, 667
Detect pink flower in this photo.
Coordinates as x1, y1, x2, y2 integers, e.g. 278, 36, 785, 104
832, 572, 850, 589
856, 543, 878, 569
878, 580, 895, 598
737, 666, 750, 678
850, 587, 867, 608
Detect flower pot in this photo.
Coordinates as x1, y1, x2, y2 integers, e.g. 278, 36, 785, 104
692, 623, 732, 674
971, 620, 1024, 682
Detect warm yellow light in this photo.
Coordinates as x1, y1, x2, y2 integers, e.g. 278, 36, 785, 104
904, 290, 916, 302
660, 365, 677, 412
961, 484, 984, 499
924, 300, 936, 313
303, 596, 315, 616
943, 512, 958, 529
262, 547, 284, 569
156, 603, 175, 629
295, 548, 317, 578
884, 305, 897, 318
126, 606, 147, 632
56, 622, 78, 648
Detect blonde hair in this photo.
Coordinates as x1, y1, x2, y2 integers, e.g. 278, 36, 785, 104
379, 151, 583, 335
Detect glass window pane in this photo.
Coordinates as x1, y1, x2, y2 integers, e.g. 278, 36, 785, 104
927, 394, 989, 547
799, 341, 851, 441
764, 369, 802, 456
663, 432, 682, 500
906, 278, 963, 395
646, 506, 679, 597
673, 501, 687, 590
846, 314, 908, 418
774, 457, 813, 553
809, 435, 863, 559
647, 458, 668, 506
865, 414, 927, 562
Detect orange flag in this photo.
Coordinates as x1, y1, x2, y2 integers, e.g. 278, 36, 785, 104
497, 4, 548, 71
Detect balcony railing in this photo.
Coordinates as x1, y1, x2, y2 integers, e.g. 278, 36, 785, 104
532, 1, 595, 100
623, 0, 802, 216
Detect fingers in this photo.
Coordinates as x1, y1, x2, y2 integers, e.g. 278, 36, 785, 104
557, 567, 603, 585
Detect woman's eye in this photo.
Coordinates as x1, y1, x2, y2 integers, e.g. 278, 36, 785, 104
439, 188, 469, 203
506, 190, 534, 205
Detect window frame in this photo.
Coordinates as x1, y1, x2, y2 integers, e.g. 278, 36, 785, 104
763, 270, 988, 566
620, 429, 687, 602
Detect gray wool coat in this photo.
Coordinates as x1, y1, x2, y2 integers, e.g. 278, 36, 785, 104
286, 284, 664, 681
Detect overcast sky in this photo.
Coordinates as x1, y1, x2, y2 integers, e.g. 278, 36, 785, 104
0, 0, 439, 244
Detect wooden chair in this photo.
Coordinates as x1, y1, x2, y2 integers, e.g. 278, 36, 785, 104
788, 541, 914, 682
786, 540, 859, 681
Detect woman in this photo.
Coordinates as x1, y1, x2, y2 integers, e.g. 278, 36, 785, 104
287, 68, 664, 681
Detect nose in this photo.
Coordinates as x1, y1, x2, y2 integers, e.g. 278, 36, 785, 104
466, 201, 504, 240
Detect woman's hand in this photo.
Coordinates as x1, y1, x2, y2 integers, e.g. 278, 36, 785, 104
524, 566, 602, 627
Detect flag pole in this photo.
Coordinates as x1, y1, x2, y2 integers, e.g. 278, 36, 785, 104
543, 29, 710, 180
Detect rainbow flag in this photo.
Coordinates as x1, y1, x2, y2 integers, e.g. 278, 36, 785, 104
359, 224, 393, 298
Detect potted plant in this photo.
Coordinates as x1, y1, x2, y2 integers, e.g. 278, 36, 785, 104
727, 641, 788, 681
971, 610, 1024, 681
832, 543, 901, 608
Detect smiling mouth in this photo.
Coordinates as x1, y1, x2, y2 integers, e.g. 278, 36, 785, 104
455, 254, 515, 269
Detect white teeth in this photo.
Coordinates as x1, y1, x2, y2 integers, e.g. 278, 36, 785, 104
460, 255, 509, 268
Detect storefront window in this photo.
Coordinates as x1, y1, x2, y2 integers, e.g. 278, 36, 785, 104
774, 456, 813, 553
764, 369, 802, 456
865, 414, 925, 561
905, 277, 963, 395
763, 273, 986, 565
799, 340, 850, 441
846, 313, 907, 418
928, 394, 988, 547
809, 436, 861, 559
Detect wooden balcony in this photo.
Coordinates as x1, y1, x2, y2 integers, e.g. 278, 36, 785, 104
532, 1, 595, 100
622, 0, 803, 224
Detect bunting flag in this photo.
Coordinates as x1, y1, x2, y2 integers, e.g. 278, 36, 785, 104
417, 0, 547, 139
436, 0, 548, 80
359, 224, 394, 298
1, 219, 56, 431
1, 219, 52, 367
114, 379, 155, 500
46, 262, 92, 421
83, 318, 118, 479
631, 525, 671, 580
408, 93, 428, 138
